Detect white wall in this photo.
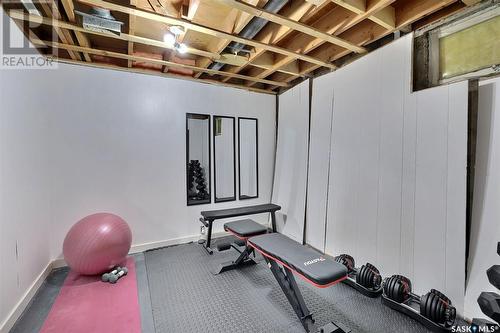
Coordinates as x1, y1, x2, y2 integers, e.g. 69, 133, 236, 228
307, 34, 468, 314
0, 67, 52, 330
305, 78, 334, 250
273, 80, 309, 242
465, 76, 500, 320
0, 9, 53, 330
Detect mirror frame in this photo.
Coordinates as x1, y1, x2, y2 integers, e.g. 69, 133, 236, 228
213, 115, 237, 203
238, 117, 259, 200
186, 113, 211, 206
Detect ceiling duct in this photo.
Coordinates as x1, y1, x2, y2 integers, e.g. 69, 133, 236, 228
208, 0, 289, 72
75, 7, 124, 35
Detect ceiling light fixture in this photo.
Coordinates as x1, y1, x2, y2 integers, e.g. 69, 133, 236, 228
163, 26, 189, 55
177, 43, 188, 54
163, 32, 176, 47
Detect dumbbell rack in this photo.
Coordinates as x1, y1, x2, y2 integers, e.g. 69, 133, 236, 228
381, 292, 453, 333
334, 255, 382, 298
343, 269, 383, 298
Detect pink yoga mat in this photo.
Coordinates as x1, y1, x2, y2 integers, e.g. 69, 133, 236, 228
41, 257, 141, 333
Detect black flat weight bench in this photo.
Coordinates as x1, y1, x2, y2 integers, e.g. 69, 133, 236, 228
199, 203, 281, 254
213, 219, 268, 275
248, 233, 350, 333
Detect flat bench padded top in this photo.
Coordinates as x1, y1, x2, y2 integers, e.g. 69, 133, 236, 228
201, 204, 281, 220
224, 219, 267, 238
248, 233, 347, 287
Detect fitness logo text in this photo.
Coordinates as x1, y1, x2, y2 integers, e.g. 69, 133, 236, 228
304, 257, 325, 266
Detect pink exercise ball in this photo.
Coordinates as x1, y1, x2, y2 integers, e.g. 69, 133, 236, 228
63, 213, 132, 275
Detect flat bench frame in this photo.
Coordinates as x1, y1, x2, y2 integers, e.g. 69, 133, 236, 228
199, 203, 281, 254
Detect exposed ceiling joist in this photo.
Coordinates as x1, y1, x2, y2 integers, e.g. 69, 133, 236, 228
52, 56, 276, 94
221, 0, 320, 83
77, 0, 337, 69
3, 0, 468, 93
8, 11, 220, 59
38, 2, 81, 61
331, 0, 396, 30
59, 0, 92, 62
267, 0, 460, 91
128, 0, 137, 68
216, 0, 367, 53
32, 39, 289, 86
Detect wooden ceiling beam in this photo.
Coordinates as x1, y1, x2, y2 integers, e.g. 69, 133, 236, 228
37, 3, 81, 61
59, 0, 92, 62
51, 57, 275, 94
194, 6, 242, 78
267, 0, 458, 91
245, 0, 396, 87
77, 0, 336, 69
8, 11, 220, 60
194, 0, 259, 79
128, 0, 137, 68
331, 0, 395, 30
31, 39, 289, 86
395, 0, 458, 27
221, 1, 321, 83
216, 0, 366, 53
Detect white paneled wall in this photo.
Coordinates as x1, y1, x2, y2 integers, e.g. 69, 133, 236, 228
307, 34, 467, 314
273, 80, 309, 242
465, 77, 500, 320
305, 80, 334, 250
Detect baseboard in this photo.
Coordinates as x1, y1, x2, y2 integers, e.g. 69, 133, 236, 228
0, 261, 54, 333
0, 231, 229, 333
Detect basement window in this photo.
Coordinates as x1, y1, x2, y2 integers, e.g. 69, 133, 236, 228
439, 14, 500, 81
413, 3, 500, 91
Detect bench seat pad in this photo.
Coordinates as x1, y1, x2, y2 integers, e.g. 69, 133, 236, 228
224, 219, 268, 238
248, 233, 347, 287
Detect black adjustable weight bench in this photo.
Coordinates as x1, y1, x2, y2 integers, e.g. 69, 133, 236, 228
213, 219, 268, 275
199, 203, 281, 254
248, 233, 350, 333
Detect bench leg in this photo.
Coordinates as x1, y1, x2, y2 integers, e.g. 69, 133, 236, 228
213, 245, 257, 275
203, 220, 214, 255
265, 258, 315, 332
264, 258, 350, 333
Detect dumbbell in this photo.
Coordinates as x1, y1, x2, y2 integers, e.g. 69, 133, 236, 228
356, 263, 382, 290
420, 289, 456, 327
109, 267, 129, 284
383, 275, 412, 303
478, 292, 500, 323
487, 265, 500, 290
335, 254, 355, 273
101, 267, 121, 282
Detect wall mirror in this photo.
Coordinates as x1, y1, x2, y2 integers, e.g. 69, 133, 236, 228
213, 116, 236, 203
238, 117, 258, 200
186, 113, 211, 206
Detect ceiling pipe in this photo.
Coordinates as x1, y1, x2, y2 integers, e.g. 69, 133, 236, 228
208, 0, 289, 72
